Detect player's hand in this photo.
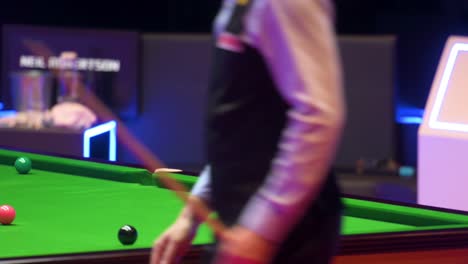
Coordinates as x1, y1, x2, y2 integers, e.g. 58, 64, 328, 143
150, 216, 198, 264
212, 225, 277, 264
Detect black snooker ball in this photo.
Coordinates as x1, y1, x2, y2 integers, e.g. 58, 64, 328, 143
118, 225, 138, 245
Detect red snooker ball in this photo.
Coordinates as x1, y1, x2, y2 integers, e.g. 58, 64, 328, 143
0, 205, 16, 225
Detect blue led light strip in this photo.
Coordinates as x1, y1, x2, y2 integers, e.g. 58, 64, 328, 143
398, 116, 423, 124
0, 110, 17, 118
83, 120, 117, 161
429, 43, 468, 132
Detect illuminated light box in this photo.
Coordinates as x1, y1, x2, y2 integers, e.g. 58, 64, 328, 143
418, 36, 468, 211
83, 120, 117, 161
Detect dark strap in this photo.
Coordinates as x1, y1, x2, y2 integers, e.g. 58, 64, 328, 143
225, 0, 254, 35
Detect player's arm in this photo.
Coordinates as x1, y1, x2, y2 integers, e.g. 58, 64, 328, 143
190, 165, 212, 207
240, 0, 345, 245
174, 164, 213, 227
150, 165, 212, 264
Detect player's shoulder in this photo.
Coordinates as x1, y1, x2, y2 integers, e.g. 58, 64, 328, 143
255, 0, 334, 24
260, 0, 333, 13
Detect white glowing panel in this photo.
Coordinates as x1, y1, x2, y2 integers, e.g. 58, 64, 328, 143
83, 121, 117, 161
419, 36, 468, 211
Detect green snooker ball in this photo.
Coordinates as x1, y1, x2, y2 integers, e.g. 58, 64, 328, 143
14, 157, 32, 174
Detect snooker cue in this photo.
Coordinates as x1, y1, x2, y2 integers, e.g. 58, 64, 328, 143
23, 39, 227, 237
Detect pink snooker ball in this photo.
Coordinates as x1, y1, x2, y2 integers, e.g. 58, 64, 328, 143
0, 205, 16, 225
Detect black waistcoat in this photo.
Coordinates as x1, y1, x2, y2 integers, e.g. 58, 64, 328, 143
205, 2, 341, 227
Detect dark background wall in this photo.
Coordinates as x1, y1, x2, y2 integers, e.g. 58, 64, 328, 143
119, 34, 395, 171
2, 0, 468, 110
123, 34, 213, 170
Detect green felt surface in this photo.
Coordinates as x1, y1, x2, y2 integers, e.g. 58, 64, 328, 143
341, 197, 468, 235
0, 149, 155, 185
0, 165, 212, 258
2, 148, 468, 259
342, 216, 413, 234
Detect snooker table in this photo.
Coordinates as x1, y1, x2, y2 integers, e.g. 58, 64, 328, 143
1, 149, 468, 264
